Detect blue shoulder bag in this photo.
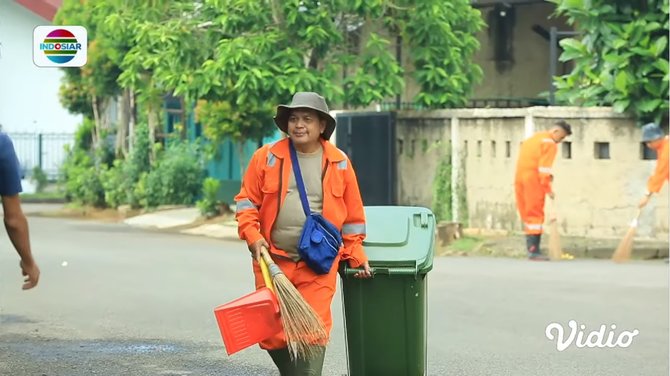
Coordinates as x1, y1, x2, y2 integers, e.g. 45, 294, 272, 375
289, 141, 343, 275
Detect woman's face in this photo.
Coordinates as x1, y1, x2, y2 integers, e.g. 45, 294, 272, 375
287, 108, 325, 147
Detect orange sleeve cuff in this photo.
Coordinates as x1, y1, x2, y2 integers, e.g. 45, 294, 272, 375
343, 243, 368, 268
243, 228, 264, 246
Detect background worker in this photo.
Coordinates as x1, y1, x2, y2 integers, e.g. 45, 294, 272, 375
0, 132, 40, 289
235, 92, 372, 375
637, 123, 669, 209
514, 120, 572, 260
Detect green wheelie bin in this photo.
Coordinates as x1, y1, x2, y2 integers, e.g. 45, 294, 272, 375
339, 206, 435, 376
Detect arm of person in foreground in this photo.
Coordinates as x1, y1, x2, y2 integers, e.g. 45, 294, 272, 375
2, 195, 40, 290
1, 134, 39, 289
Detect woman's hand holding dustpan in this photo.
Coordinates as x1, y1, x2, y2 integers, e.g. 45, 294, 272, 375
212, 248, 282, 356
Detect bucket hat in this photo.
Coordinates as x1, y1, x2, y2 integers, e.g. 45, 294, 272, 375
274, 92, 336, 140
641, 123, 664, 142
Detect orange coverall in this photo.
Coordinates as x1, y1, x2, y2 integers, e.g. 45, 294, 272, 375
234, 138, 368, 350
647, 136, 669, 194
515, 131, 558, 235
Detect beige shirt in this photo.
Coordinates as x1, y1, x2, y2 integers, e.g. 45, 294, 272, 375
271, 147, 324, 261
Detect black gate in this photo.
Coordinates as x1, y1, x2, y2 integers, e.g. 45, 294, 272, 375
335, 112, 396, 206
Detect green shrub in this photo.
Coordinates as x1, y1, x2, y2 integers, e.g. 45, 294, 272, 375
73, 118, 94, 151
551, 0, 669, 124
31, 166, 48, 193
432, 148, 452, 223
60, 147, 105, 207
144, 142, 205, 208
59, 119, 108, 207
431, 142, 468, 224
100, 159, 127, 208
99, 123, 153, 209
196, 177, 222, 218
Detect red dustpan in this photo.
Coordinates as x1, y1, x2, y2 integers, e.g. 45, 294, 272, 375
214, 287, 282, 355
214, 259, 282, 355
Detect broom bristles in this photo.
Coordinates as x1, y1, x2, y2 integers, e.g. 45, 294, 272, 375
548, 220, 562, 261
612, 226, 637, 263
272, 273, 328, 360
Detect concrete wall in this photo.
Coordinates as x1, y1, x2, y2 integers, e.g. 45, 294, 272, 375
396, 107, 669, 240
0, 1, 82, 133
395, 117, 450, 207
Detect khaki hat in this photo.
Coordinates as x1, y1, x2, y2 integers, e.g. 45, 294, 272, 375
274, 92, 336, 140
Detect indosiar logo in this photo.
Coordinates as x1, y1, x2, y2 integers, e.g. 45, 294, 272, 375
33, 26, 87, 67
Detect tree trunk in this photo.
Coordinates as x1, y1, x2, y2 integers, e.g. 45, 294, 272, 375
91, 94, 101, 151
117, 89, 131, 157
100, 97, 109, 136
128, 90, 136, 153
180, 97, 187, 140
148, 106, 159, 164
270, 0, 284, 25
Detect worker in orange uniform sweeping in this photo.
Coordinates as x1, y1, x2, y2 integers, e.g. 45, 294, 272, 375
235, 92, 372, 375
515, 120, 572, 261
637, 123, 669, 209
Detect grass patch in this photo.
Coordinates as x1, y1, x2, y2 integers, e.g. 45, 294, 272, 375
448, 236, 483, 253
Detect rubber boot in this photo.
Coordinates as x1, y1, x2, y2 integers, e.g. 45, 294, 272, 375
268, 348, 293, 376
527, 234, 548, 261
294, 346, 326, 376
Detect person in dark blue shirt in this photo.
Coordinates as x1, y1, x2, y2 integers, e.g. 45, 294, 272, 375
0, 133, 40, 289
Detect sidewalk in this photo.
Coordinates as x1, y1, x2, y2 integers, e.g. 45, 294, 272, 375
25, 204, 669, 259
122, 207, 669, 259
121, 206, 241, 241
439, 229, 669, 260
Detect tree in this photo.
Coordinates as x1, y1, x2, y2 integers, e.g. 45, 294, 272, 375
104, 0, 178, 162
195, 99, 275, 175
61, 1, 484, 174
54, 0, 123, 151
138, 0, 484, 172
551, 0, 670, 125
189, 0, 483, 108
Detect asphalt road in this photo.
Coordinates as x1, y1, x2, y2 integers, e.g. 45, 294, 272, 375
0, 209, 668, 375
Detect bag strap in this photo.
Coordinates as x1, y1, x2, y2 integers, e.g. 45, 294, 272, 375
288, 141, 312, 217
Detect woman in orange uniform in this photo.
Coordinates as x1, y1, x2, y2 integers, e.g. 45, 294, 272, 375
638, 123, 669, 209
234, 92, 372, 375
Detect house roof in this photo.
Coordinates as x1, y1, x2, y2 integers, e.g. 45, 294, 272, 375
15, 0, 62, 21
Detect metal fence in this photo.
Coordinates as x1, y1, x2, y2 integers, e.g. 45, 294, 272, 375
7, 132, 75, 180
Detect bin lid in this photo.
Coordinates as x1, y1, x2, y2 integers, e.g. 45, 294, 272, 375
362, 206, 435, 274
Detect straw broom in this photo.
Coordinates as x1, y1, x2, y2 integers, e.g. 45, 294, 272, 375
548, 198, 562, 261
612, 209, 642, 263
259, 247, 328, 360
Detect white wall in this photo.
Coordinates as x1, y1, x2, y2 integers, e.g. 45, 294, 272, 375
396, 107, 669, 241
0, 1, 81, 133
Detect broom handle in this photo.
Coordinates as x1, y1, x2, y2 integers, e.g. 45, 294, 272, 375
259, 246, 283, 278
549, 197, 557, 222
259, 255, 274, 293
630, 208, 643, 228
